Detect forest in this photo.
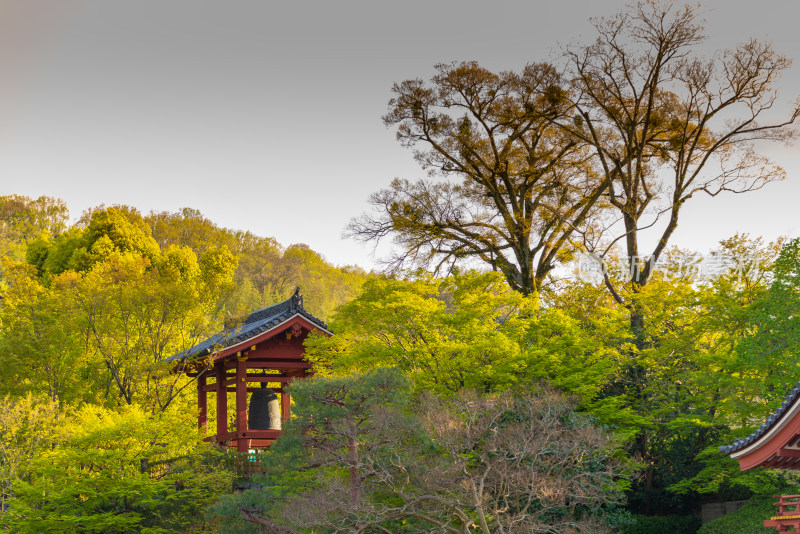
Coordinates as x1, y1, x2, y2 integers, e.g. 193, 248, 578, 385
2, 1, 800, 533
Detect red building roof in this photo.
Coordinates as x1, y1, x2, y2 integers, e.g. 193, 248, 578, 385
722, 383, 800, 470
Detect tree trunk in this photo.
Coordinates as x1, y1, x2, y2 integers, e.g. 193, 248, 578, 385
348, 434, 360, 505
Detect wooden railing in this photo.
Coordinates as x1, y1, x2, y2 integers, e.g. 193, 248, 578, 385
775, 495, 800, 515
764, 495, 800, 532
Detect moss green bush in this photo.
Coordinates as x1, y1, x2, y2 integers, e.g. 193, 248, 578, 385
697, 497, 774, 534
623, 514, 701, 534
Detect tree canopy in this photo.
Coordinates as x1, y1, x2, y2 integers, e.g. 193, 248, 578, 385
352, 1, 799, 308
348, 61, 603, 295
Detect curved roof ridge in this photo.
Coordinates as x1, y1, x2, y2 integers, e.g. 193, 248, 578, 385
720, 381, 800, 455
165, 288, 328, 363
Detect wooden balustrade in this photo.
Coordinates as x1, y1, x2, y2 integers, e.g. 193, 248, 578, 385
764, 495, 800, 532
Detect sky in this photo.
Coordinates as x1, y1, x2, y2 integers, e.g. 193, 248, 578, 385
0, 0, 798, 269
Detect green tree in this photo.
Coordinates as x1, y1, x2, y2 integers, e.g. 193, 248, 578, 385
672, 238, 800, 501
5, 206, 240, 411
63, 246, 236, 411
0, 262, 90, 404
26, 206, 162, 277
306, 271, 532, 393
0, 394, 61, 512
0, 195, 68, 265
737, 238, 800, 370
2, 404, 233, 533
146, 208, 370, 321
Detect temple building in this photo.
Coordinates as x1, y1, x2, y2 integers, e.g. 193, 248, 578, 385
722, 383, 800, 531
166, 288, 330, 452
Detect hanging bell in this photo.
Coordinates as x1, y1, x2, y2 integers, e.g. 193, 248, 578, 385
248, 384, 281, 430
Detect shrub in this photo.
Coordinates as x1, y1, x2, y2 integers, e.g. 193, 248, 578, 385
698, 497, 774, 534
623, 514, 701, 534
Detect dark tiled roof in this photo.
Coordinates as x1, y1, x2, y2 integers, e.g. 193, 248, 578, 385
165, 289, 328, 363
720, 382, 800, 454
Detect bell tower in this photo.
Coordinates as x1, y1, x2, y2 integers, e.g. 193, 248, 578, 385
167, 288, 330, 451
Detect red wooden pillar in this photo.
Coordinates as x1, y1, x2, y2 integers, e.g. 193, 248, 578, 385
215, 363, 227, 441
197, 374, 207, 431
236, 356, 248, 452
281, 386, 291, 422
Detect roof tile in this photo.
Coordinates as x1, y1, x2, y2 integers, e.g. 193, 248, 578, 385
720, 381, 800, 454
164, 288, 328, 363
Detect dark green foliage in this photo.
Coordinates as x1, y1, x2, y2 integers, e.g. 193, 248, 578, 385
697, 497, 775, 534
623, 514, 701, 534
737, 238, 800, 382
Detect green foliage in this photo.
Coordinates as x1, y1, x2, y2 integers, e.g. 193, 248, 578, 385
0, 263, 90, 404
262, 367, 415, 492
672, 238, 800, 500
4, 193, 800, 529
0, 394, 61, 511
697, 497, 775, 534
0, 199, 377, 532
524, 283, 633, 430
302, 245, 794, 517
736, 237, 800, 388
0, 195, 68, 265
623, 514, 701, 534
1, 234, 237, 409
146, 209, 370, 321
1, 404, 234, 533
29, 206, 162, 277
306, 271, 532, 393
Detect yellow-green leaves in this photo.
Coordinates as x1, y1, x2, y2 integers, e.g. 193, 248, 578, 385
307, 271, 532, 394
2, 404, 233, 533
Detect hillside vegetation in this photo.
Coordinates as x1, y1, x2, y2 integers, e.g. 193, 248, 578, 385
2, 194, 800, 532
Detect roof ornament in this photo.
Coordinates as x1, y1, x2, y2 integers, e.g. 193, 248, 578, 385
290, 287, 303, 311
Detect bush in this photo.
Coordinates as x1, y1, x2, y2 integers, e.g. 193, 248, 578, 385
623, 514, 701, 534
698, 497, 774, 534
1, 405, 234, 533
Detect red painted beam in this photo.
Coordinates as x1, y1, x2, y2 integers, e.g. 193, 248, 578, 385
223, 359, 311, 370
243, 376, 293, 383
224, 387, 282, 393
203, 430, 237, 443
202, 377, 296, 393
247, 361, 312, 369
238, 429, 281, 439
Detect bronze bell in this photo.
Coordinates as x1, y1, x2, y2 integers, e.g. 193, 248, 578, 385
248, 383, 281, 430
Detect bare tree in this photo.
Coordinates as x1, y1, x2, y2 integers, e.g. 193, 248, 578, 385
416, 388, 628, 534
238, 373, 629, 533
550, 0, 799, 329
348, 62, 606, 295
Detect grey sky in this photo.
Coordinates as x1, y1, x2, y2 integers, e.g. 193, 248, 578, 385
0, 0, 798, 268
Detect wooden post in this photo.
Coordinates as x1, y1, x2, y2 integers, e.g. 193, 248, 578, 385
215, 363, 227, 442
281, 387, 291, 422
236, 355, 248, 453
197, 373, 207, 431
